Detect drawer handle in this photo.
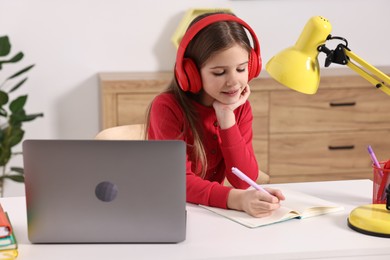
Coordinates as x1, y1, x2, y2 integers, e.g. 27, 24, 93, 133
329, 101, 356, 107
328, 145, 355, 150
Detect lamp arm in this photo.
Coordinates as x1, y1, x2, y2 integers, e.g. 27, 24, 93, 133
318, 43, 390, 96
344, 49, 390, 96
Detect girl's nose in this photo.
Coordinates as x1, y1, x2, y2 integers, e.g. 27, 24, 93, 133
226, 74, 239, 87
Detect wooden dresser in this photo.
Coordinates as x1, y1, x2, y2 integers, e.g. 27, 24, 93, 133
99, 71, 390, 183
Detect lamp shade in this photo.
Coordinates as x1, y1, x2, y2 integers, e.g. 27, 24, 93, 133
266, 16, 332, 94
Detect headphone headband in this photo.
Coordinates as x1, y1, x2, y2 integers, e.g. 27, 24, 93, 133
175, 13, 261, 93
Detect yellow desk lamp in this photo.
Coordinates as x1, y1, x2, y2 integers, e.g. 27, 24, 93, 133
266, 16, 390, 238
266, 16, 390, 96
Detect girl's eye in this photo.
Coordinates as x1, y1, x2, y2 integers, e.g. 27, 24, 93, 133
237, 67, 246, 73
212, 71, 225, 76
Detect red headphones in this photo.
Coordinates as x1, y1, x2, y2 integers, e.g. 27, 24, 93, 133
175, 13, 262, 93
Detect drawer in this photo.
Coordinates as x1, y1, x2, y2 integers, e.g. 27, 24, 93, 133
269, 88, 390, 133
268, 130, 390, 180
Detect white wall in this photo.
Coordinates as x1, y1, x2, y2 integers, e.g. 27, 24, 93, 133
0, 0, 388, 195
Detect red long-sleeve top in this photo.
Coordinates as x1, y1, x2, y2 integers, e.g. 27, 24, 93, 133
148, 93, 259, 209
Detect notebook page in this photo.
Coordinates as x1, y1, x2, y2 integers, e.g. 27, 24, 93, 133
200, 188, 344, 228
280, 189, 344, 218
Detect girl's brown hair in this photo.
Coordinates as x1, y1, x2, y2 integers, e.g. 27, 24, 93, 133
145, 12, 252, 178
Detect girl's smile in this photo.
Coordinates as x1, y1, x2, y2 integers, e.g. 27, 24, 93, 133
221, 88, 241, 97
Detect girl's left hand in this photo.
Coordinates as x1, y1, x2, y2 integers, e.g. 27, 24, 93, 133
213, 85, 251, 129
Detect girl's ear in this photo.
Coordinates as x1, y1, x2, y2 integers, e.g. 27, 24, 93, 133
181, 58, 202, 93
248, 49, 262, 81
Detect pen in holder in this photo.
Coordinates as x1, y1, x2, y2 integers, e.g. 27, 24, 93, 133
372, 161, 390, 204
348, 159, 390, 238
386, 184, 390, 211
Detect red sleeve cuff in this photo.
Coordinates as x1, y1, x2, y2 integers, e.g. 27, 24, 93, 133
208, 184, 232, 209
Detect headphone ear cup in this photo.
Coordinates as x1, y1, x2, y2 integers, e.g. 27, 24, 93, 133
182, 58, 202, 93
248, 49, 262, 81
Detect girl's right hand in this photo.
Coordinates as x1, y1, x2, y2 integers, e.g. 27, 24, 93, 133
212, 84, 251, 130
227, 188, 285, 218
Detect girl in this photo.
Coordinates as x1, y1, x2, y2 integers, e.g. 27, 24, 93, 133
145, 12, 284, 217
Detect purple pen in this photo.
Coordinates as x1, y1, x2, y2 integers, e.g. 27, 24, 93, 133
231, 167, 270, 194
368, 145, 383, 177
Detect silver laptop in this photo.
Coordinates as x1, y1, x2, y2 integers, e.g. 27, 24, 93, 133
23, 139, 186, 243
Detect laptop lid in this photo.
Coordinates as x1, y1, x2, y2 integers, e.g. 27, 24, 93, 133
23, 139, 186, 243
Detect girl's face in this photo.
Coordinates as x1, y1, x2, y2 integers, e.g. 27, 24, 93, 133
199, 44, 249, 107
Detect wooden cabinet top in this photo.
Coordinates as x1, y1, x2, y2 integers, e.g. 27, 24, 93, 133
99, 66, 390, 92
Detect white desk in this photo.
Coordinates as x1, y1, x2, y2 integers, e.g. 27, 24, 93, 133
2, 179, 390, 260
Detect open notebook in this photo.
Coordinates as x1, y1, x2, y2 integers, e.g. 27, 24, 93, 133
201, 189, 344, 228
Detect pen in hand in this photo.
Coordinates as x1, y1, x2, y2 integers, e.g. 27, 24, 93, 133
231, 167, 270, 195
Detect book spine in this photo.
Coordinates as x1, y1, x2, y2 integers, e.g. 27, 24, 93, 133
0, 204, 11, 238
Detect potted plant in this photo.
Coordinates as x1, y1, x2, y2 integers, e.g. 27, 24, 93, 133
0, 35, 43, 196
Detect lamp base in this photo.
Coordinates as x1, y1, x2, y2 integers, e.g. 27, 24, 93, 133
348, 204, 390, 238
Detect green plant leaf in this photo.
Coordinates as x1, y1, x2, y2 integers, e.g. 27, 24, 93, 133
0, 174, 24, 183
0, 52, 24, 70
10, 167, 24, 174
0, 91, 8, 106
7, 64, 34, 80
0, 147, 11, 166
23, 113, 44, 122
9, 77, 27, 93
7, 127, 24, 147
0, 36, 11, 56
10, 111, 26, 126
0, 108, 7, 117
9, 95, 27, 112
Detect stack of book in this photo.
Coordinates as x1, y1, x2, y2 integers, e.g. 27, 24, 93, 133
0, 203, 18, 259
